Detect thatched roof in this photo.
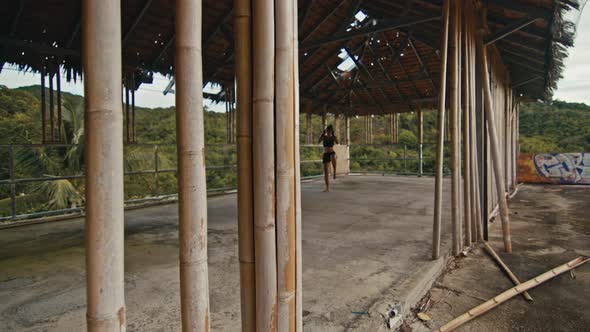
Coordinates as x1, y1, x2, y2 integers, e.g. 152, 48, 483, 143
0, 0, 582, 115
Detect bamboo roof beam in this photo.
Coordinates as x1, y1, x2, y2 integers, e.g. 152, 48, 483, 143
485, 16, 542, 46
302, 15, 441, 49
122, 0, 154, 45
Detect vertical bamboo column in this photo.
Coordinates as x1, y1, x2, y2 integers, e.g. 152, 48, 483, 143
305, 109, 312, 144
234, 0, 255, 329
432, 0, 450, 260
291, 0, 303, 328
125, 84, 130, 143
131, 87, 136, 143
82, 0, 126, 330
344, 114, 350, 145
253, 0, 278, 329
395, 113, 400, 144
450, 0, 462, 256
175, 0, 210, 330
49, 69, 55, 142
276, 0, 297, 329
477, 21, 512, 253
461, 1, 472, 247
321, 111, 327, 129
334, 113, 340, 139
418, 111, 423, 176
390, 113, 395, 144
41, 64, 47, 143
56, 65, 62, 142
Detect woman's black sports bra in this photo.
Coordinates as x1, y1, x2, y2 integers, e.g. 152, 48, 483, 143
323, 136, 336, 148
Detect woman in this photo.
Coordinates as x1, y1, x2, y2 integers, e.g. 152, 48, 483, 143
318, 124, 338, 192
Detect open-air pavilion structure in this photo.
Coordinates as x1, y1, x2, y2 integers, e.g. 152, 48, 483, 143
0, 0, 582, 331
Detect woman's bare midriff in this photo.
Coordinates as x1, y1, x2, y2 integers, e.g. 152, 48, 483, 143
324, 147, 334, 153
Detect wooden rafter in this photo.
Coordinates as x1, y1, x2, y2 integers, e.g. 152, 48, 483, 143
123, 0, 154, 45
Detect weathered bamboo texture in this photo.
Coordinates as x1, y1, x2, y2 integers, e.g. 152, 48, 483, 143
436, 257, 588, 332
477, 21, 512, 253
175, 0, 210, 330
461, 0, 472, 246
292, 0, 303, 328
125, 84, 130, 143
466, 8, 483, 243
234, 0, 255, 330
482, 242, 533, 301
276, 0, 297, 329
321, 111, 327, 129
390, 113, 395, 144
49, 69, 55, 142
432, 0, 450, 260
82, 0, 126, 330
334, 113, 340, 139
450, 0, 462, 256
253, 0, 278, 330
344, 114, 350, 145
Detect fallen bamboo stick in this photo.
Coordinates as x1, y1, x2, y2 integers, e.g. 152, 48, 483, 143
482, 242, 533, 301
435, 256, 589, 332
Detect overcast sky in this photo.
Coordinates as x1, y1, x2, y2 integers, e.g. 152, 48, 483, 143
1, 6, 588, 109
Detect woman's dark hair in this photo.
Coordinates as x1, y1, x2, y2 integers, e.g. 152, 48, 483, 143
326, 124, 334, 132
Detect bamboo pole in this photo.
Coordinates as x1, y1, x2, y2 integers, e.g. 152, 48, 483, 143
292, 0, 303, 328
482, 242, 533, 301
276, 0, 297, 329
334, 113, 340, 139
82, 0, 126, 330
132, 86, 136, 143
461, 0, 472, 247
390, 113, 395, 144
435, 257, 588, 332
125, 84, 130, 143
56, 65, 62, 142
418, 111, 423, 176
477, 21, 513, 253
432, 0, 450, 260
450, 0, 462, 256
175, 0, 210, 330
41, 64, 46, 143
49, 68, 55, 142
305, 109, 313, 144
234, 0, 255, 329
321, 110, 327, 129
253, 0, 278, 329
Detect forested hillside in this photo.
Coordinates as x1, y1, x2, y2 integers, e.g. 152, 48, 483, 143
1, 84, 588, 219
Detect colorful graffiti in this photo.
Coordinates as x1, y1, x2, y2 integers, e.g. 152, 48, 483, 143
518, 153, 590, 184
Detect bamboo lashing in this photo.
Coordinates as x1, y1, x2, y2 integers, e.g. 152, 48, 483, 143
435, 257, 589, 332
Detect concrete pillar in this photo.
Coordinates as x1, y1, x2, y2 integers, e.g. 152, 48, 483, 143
82, 0, 126, 330
175, 0, 210, 330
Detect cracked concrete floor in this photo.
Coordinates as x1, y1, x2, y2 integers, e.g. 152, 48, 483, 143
406, 184, 590, 332
0, 175, 452, 331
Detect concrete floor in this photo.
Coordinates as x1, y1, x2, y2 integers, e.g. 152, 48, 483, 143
0, 175, 452, 331
407, 185, 590, 332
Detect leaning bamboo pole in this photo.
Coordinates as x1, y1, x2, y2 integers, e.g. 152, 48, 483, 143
175, 0, 210, 330
275, 0, 297, 329
432, 0, 450, 260
82, 0, 126, 330
461, 1, 472, 246
234, 0, 256, 329
450, 0, 462, 256
435, 257, 588, 332
477, 20, 513, 253
482, 242, 533, 301
253, 0, 278, 330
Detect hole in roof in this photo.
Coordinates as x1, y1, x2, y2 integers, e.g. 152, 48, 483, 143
203, 82, 222, 94
355, 10, 367, 22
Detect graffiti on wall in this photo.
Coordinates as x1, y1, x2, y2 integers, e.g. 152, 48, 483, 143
518, 153, 590, 184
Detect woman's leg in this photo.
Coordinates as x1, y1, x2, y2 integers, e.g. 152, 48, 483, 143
323, 162, 330, 192
331, 153, 337, 179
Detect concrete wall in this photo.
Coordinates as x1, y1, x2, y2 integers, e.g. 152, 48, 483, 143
334, 144, 349, 175
518, 152, 590, 184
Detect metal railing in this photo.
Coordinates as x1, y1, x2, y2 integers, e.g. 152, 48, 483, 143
0, 143, 325, 222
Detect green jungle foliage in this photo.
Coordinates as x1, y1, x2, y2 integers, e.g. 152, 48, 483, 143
1, 84, 588, 218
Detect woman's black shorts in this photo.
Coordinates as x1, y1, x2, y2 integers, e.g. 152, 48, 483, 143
323, 152, 335, 163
